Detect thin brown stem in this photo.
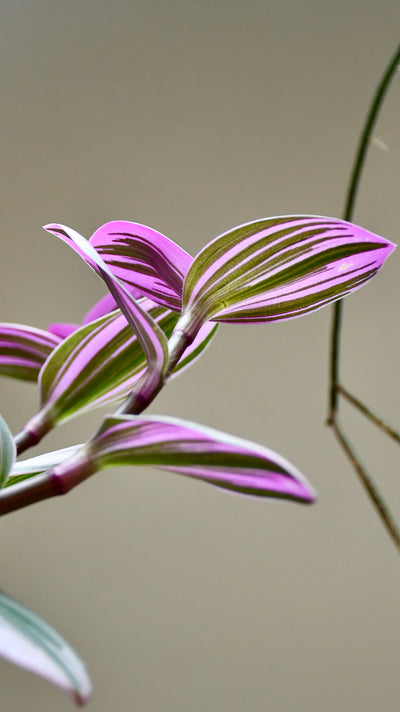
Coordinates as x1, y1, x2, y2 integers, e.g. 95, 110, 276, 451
329, 42, 400, 424
327, 43, 400, 552
339, 385, 400, 445
331, 419, 400, 552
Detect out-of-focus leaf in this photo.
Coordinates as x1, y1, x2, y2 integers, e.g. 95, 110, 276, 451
0, 590, 91, 706
89, 414, 316, 503
5, 445, 82, 488
48, 286, 143, 338
81, 286, 143, 325
0, 323, 61, 382
0, 413, 16, 487
81, 293, 118, 323
47, 323, 78, 339
43, 223, 168, 382
181, 215, 396, 331
89, 220, 192, 310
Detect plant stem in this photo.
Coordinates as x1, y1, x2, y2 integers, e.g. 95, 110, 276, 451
331, 420, 400, 553
3, 325, 197, 514
339, 385, 400, 445
0, 475, 58, 514
329, 42, 400, 422
15, 410, 54, 457
328, 43, 400, 551
0, 449, 95, 516
117, 324, 195, 415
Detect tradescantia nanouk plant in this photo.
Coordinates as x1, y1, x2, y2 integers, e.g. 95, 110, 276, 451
0, 213, 394, 704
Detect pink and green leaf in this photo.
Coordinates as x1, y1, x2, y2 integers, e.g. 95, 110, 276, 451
39, 304, 176, 425
43, 223, 168, 383
0, 590, 91, 706
18, 305, 217, 436
89, 414, 316, 503
0, 323, 62, 382
181, 215, 395, 329
89, 221, 192, 310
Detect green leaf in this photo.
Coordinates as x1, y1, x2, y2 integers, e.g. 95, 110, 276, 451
0, 590, 91, 706
0, 413, 16, 488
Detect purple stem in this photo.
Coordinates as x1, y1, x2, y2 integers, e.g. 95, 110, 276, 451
15, 410, 54, 457
0, 450, 95, 516
117, 316, 197, 414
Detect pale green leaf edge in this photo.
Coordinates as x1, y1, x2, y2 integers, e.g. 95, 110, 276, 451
0, 590, 92, 706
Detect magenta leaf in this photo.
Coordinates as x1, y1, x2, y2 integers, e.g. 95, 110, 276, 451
0, 590, 91, 706
89, 415, 316, 503
89, 220, 193, 310
81, 286, 144, 325
0, 413, 16, 488
43, 223, 168, 385
180, 215, 395, 333
0, 323, 62, 382
81, 293, 119, 323
80, 292, 122, 324
47, 323, 79, 338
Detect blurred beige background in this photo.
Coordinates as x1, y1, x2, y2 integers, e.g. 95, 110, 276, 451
1, 1, 400, 710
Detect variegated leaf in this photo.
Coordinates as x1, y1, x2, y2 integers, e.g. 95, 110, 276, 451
89, 414, 316, 503
0, 323, 61, 382
39, 304, 176, 425
43, 223, 168, 382
17, 306, 217, 439
0, 590, 91, 706
180, 215, 395, 332
89, 220, 192, 310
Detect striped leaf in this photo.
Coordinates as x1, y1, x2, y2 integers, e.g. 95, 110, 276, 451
0, 413, 16, 488
39, 303, 177, 425
18, 306, 217, 437
0, 323, 61, 382
0, 590, 91, 706
43, 223, 168, 384
181, 215, 395, 332
88, 414, 316, 503
89, 220, 192, 310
